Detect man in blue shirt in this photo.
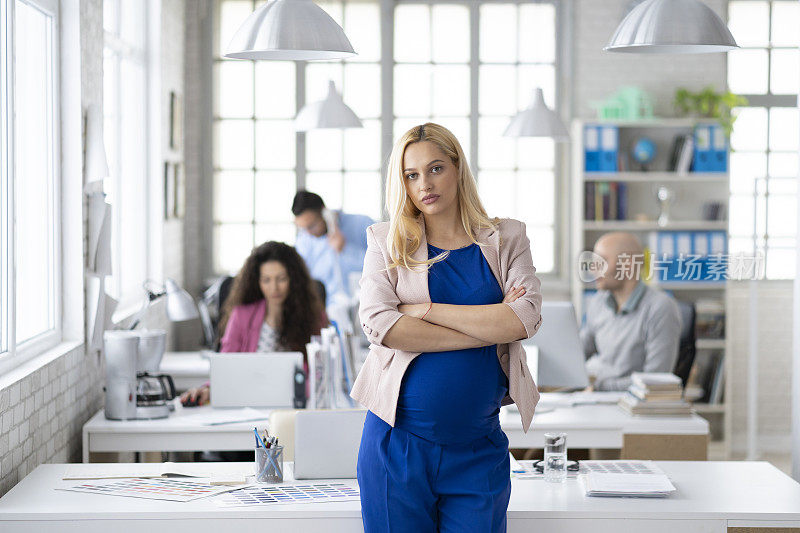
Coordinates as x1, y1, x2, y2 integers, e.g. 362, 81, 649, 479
292, 191, 374, 306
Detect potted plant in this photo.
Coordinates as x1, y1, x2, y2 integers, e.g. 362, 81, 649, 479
673, 86, 748, 138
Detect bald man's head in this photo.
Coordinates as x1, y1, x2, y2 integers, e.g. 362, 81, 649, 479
593, 232, 644, 290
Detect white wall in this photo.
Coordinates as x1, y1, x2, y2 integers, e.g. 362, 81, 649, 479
0, 0, 187, 496
0, 0, 105, 496
728, 281, 794, 455
571, 0, 728, 118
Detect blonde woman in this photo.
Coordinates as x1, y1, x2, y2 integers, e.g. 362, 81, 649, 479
352, 123, 543, 532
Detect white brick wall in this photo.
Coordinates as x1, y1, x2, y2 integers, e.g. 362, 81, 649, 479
0, 0, 187, 496
162, 0, 189, 350
572, 0, 728, 118
0, 344, 102, 495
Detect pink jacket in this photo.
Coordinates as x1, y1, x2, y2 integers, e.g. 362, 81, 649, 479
220, 299, 327, 353
351, 218, 543, 432
220, 300, 268, 353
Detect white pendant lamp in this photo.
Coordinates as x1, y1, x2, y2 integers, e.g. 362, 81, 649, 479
295, 80, 363, 131
605, 0, 738, 54
504, 88, 569, 140
224, 0, 356, 61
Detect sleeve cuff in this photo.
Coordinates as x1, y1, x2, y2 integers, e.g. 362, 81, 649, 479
361, 310, 404, 347
505, 299, 543, 338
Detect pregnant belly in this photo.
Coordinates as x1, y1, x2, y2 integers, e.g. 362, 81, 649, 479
395, 346, 508, 444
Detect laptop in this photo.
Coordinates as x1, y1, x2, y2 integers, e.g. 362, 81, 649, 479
526, 301, 590, 390
209, 352, 302, 408
293, 409, 367, 479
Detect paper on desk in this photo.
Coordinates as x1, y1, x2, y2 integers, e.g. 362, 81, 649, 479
512, 460, 663, 480
63, 462, 253, 485
176, 407, 269, 426
580, 472, 676, 498
536, 391, 627, 409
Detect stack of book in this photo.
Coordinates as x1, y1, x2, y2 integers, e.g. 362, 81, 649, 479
584, 181, 628, 221
618, 372, 693, 416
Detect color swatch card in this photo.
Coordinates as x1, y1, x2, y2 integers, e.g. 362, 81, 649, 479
57, 478, 243, 502
581, 461, 664, 475
213, 482, 360, 507
511, 459, 663, 479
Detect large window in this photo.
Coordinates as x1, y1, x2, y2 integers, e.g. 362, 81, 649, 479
214, 0, 562, 276
394, 1, 558, 273
305, 1, 383, 225
103, 0, 150, 308
727, 0, 799, 279
214, 1, 297, 273
1, 0, 61, 363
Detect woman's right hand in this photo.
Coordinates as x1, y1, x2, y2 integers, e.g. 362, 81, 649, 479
503, 286, 526, 304
180, 385, 210, 407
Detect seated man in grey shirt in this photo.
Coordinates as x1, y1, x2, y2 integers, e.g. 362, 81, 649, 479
580, 232, 682, 391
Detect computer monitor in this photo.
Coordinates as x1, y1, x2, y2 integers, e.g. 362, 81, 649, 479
293, 409, 367, 479
209, 352, 303, 408
525, 301, 589, 390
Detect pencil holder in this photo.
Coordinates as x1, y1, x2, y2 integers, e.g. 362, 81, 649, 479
255, 445, 284, 483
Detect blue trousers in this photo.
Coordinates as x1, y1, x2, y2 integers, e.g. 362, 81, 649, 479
357, 411, 511, 533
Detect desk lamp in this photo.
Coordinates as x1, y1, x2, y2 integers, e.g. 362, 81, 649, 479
128, 278, 199, 330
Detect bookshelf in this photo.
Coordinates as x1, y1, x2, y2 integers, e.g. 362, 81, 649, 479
570, 118, 731, 455
583, 220, 727, 231
583, 172, 728, 183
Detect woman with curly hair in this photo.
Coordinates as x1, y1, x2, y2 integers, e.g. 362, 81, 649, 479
181, 241, 327, 406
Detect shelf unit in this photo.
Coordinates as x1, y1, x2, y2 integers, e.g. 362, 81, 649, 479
583, 172, 729, 183
570, 118, 731, 455
583, 220, 728, 231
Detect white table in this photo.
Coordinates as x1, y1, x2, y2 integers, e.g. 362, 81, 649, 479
82, 397, 709, 463
159, 351, 209, 392
502, 397, 710, 460
2, 461, 799, 532
82, 401, 271, 463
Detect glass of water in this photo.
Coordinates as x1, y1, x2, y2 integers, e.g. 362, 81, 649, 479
544, 432, 567, 483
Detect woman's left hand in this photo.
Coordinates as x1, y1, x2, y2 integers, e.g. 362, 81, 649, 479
398, 303, 430, 319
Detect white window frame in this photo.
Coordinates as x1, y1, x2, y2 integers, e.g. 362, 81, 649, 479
212, 0, 570, 284
727, 0, 798, 280
103, 0, 154, 313
0, 0, 62, 372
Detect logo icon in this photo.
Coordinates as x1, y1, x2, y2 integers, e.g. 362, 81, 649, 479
578, 251, 608, 283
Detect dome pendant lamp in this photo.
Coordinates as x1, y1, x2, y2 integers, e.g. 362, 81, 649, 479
605, 0, 738, 54
295, 80, 363, 131
504, 88, 569, 140
224, 0, 356, 61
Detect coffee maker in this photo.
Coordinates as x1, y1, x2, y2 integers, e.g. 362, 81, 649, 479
104, 330, 176, 420
134, 330, 176, 419
103, 331, 139, 420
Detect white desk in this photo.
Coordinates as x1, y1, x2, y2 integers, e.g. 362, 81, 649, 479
83, 395, 709, 463
82, 401, 270, 463
502, 398, 710, 460
2, 462, 799, 532
159, 351, 209, 392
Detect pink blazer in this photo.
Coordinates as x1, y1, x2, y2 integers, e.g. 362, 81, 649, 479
351, 217, 543, 432
220, 300, 268, 353
220, 299, 327, 353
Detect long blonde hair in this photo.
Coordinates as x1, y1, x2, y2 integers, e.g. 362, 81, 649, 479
385, 122, 497, 271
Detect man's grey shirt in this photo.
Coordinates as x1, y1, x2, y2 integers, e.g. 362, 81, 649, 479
580, 282, 682, 391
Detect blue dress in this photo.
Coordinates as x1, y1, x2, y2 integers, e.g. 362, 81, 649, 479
357, 242, 512, 533
395, 243, 508, 444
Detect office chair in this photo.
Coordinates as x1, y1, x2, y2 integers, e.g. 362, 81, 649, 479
201, 275, 234, 350
673, 299, 696, 387
313, 279, 326, 306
